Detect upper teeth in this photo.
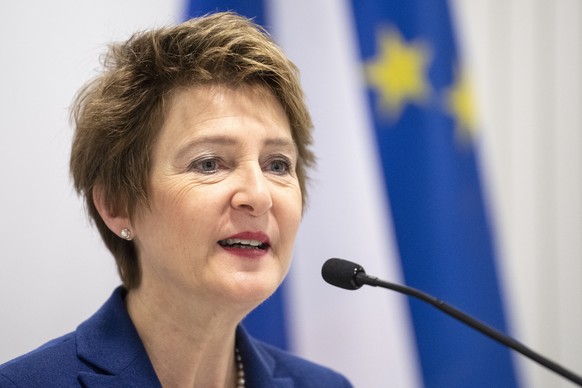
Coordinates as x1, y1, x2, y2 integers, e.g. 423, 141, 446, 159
223, 238, 263, 247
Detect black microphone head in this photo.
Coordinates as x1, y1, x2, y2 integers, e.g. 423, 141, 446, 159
321, 258, 366, 290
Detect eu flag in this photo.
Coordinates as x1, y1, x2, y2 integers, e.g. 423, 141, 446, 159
351, 0, 519, 386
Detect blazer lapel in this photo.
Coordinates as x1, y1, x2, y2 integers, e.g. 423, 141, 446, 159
78, 355, 160, 388
75, 287, 162, 387
78, 366, 159, 388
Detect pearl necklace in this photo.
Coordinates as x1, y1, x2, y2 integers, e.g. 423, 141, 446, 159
235, 347, 245, 388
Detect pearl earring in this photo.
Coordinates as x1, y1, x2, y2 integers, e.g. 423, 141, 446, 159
120, 228, 132, 241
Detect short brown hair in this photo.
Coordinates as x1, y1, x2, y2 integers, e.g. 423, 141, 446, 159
70, 12, 315, 289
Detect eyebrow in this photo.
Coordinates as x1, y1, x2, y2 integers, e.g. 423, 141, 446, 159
264, 137, 298, 151
184, 135, 237, 147
175, 135, 298, 160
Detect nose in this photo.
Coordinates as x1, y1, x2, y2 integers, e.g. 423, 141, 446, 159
231, 163, 273, 216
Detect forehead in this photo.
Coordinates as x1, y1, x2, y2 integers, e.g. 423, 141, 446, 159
155, 83, 294, 155
167, 83, 288, 128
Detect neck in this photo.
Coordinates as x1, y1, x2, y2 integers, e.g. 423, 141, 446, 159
126, 284, 246, 387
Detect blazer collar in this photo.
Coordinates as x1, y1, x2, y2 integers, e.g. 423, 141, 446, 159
75, 287, 161, 387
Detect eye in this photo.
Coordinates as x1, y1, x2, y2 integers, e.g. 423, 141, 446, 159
189, 157, 220, 174
267, 157, 291, 175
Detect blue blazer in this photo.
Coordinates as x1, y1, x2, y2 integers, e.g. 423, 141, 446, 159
0, 288, 352, 387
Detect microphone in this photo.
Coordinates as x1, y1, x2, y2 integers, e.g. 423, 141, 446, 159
321, 258, 582, 386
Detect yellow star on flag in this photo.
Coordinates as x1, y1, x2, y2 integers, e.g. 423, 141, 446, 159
446, 69, 478, 139
365, 28, 431, 121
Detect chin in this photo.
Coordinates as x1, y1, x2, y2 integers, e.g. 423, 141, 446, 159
227, 272, 283, 306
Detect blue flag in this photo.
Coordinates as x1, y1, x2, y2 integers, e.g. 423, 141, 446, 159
351, 0, 519, 386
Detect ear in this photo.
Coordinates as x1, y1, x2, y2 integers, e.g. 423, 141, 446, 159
93, 184, 133, 240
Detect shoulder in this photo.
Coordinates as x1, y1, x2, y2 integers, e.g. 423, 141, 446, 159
0, 332, 80, 387
250, 338, 353, 387
0, 288, 159, 387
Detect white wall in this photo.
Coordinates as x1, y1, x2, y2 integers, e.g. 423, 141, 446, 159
1, 1, 581, 387
0, 0, 185, 363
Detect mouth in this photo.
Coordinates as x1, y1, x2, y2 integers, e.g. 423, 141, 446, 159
218, 238, 269, 250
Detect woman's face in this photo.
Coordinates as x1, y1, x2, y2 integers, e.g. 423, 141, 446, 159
131, 84, 302, 309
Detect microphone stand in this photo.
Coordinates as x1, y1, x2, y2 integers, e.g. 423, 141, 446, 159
356, 272, 582, 386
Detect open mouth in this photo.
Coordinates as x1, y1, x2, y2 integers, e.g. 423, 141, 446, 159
218, 238, 269, 250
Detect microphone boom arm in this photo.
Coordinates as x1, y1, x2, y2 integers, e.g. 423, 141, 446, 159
355, 272, 582, 386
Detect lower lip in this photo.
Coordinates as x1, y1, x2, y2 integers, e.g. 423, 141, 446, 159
220, 245, 269, 259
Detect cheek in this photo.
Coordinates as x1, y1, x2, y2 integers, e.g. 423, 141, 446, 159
156, 176, 201, 209
153, 175, 220, 216
140, 180, 211, 244
276, 187, 303, 243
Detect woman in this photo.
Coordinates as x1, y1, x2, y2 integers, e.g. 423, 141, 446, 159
0, 12, 352, 388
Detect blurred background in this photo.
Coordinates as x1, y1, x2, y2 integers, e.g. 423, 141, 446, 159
0, 1, 580, 387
